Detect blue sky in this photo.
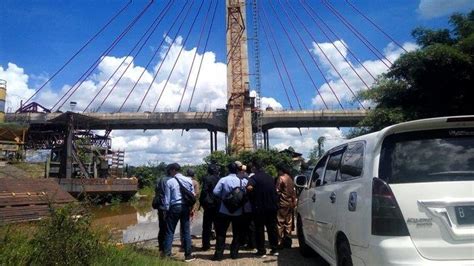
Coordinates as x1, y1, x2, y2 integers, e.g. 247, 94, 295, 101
1, 0, 473, 165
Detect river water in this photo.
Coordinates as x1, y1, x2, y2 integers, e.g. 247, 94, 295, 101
91, 202, 203, 244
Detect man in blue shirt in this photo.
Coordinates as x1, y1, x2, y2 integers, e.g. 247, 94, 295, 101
163, 163, 196, 262
154, 169, 171, 252
212, 162, 248, 261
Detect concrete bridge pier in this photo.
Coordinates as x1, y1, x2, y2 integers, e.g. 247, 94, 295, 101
209, 130, 218, 153
263, 130, 269, 150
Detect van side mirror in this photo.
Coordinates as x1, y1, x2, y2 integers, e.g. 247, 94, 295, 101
295, 175, 308, 188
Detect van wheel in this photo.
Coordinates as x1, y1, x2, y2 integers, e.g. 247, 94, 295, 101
337, 240, 353, 266
296, 215, 315, 257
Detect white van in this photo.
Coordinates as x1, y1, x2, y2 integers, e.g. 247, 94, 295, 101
295, 116, 474, 265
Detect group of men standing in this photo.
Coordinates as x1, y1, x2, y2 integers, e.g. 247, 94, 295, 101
153, 159, 297, 262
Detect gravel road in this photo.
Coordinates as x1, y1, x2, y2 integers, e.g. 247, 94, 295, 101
142, 235, 329, 265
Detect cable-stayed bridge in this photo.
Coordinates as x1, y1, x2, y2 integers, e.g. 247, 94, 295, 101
5, 0, 407, 158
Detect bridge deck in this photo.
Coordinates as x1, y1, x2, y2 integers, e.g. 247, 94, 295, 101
6, 110, 368, 131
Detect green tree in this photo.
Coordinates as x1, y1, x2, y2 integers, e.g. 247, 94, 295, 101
307, 136, 326, 165
354, 10, 474, 134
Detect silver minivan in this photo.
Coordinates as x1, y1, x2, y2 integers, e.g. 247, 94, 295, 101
295, 116, 474, 265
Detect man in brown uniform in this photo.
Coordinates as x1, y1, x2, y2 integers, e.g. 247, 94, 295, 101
275, 165, 297, 248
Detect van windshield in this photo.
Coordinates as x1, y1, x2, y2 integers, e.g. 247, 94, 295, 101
379, 128, 474, 184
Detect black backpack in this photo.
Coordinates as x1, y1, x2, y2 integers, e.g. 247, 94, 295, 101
223, 178, 246, 213
174, 177, 196, 207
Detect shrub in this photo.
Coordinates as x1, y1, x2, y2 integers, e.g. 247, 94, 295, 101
28, 204, 102, 265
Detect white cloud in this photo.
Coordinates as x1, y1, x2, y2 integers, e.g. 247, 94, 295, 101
0, 63, 36, 112
1, 36, 412, 166
250, 90, 283, 110
269, 127, 346, 160
1, 38, 228, 165
310, 40, 418, 109
418, 0, 474, 19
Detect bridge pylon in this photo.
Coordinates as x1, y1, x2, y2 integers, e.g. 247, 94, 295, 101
226, 0, 253, 154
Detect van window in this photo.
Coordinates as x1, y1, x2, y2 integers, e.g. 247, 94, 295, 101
324, 148, 345, 184
340, 142, 364, 181
379, 128, 474, 184
310, 155, 328, 188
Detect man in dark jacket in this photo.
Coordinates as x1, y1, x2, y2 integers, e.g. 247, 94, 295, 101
247, 159, 279, 257
154, 168, 172, 252
199, 164, 221, 251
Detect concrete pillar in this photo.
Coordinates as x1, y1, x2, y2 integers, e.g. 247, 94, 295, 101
210, 130, 214, 153
214, 131, 218, 151
263, 130, 270, 150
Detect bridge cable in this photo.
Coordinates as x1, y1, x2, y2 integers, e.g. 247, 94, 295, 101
177, 0, 216, 113
114, 1, 191, 113
152, 0, 206, 113
21, 0, 132, 108
320, 0, 392, 68
345, 0, 407, 53
52, 0, 154, 111
298, 0, 373, 91
274, 0, 345, 109
259, 9, 295, 110
301, 0, 377, 81
186, 0, 221, 112
265, 1, 332, 109
92, 1, 174, 113
136, 1, 195, 112
285, 0, 365, 109
259, 0, 303, 110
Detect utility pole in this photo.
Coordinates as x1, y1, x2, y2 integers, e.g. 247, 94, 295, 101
226, 0, 253, 153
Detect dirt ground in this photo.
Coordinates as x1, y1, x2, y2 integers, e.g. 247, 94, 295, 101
142, 234, 329, 265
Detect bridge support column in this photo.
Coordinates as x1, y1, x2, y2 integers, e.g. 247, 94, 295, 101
263, 130, 269, 150
214, 131, 218, 151
60, 113, 73, 178
210, 131, 214, 153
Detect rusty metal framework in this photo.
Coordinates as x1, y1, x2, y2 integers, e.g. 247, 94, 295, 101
227, 0, 253, 153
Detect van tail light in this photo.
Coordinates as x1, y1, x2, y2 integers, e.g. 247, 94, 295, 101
372, 177, 409, 236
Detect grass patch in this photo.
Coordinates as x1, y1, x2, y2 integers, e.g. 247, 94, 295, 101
10, 162, 46, 178
0, 204, 178, 266
95, 245, 181, 266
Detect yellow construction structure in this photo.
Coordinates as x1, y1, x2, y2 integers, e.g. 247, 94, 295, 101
226, 0, 253, 153
0, 79, 6, 123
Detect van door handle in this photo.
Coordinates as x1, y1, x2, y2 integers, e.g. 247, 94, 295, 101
330, 192, 336, 203
348, 192, 357, 211
311, 194, 316, 202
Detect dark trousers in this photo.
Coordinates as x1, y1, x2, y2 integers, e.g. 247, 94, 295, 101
240, 212, 256, 249
157, 209, 166, 251
214, 213, 243, 258
164, 204, 192, 257
201, 206, 218, 249
254, 211, 279, 253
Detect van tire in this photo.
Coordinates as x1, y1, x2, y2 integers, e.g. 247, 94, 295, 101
296, 214, 315, 257
337, 240, 353, 266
